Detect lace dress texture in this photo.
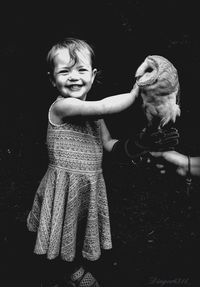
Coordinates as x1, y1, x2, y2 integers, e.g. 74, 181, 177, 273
27, 101, 112, 262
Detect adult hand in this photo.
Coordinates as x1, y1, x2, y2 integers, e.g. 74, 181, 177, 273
151, 150, 188, 176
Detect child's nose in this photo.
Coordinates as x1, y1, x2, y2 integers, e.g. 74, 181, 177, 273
68, 70, 79, 80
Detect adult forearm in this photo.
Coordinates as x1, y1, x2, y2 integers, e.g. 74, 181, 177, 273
190, 157, 200, 177
168, 154, 200, 177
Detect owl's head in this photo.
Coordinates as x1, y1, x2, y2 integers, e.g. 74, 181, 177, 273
135, 55, 180, 103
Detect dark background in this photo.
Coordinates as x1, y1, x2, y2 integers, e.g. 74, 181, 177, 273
1, 1, 200, 286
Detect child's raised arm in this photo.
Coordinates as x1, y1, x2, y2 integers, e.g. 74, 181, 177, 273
52, 84, 139, 120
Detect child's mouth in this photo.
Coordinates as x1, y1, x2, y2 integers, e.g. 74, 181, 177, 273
68, 85, 83, 91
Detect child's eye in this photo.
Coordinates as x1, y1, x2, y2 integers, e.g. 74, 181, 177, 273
79, 68, 88, 72
58, 70, 69, 74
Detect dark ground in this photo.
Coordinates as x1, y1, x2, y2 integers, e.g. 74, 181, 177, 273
1, 0, 200, 286
1, 146, 200, 287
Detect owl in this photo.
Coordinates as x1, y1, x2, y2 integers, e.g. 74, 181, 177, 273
135, 55, 181, 130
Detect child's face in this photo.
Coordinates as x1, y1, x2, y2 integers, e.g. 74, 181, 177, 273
51, 48, 97, 100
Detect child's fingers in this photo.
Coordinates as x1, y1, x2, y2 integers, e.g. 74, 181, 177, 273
131, 82, 140, 96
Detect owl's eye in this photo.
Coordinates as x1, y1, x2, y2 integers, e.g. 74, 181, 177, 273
145, 67, 153, 73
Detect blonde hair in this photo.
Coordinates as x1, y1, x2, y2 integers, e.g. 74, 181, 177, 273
46, 37, 96, 74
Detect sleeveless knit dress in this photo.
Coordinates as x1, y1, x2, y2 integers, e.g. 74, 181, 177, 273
27, 100, 112, 262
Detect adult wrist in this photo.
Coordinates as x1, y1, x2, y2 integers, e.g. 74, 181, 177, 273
111, 139, 147, 165
185, 154, 192, 195
187, 155, 191, 176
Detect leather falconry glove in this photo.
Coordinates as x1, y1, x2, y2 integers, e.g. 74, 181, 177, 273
112, 127, 179, 164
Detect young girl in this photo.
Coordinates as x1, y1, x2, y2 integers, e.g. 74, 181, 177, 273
27, 37, 178, 286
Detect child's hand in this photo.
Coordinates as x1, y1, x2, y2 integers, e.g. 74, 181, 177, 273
130, 82, 139, 98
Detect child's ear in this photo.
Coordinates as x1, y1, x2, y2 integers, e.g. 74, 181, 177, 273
47, 72, 56, 87
92, 68, 97, 81
93, 68, 97, 76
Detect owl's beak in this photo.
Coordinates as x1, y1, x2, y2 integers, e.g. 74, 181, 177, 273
135, 60, 155, 78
